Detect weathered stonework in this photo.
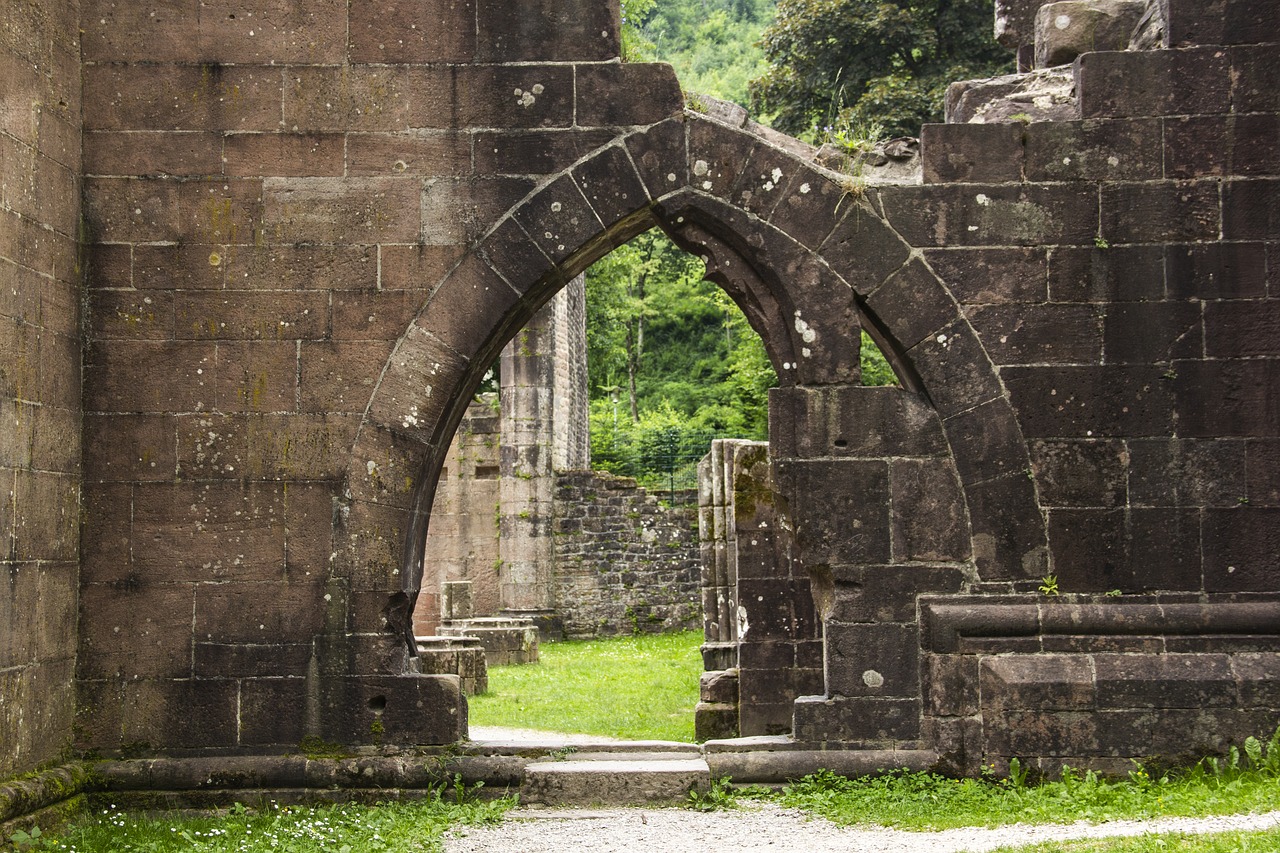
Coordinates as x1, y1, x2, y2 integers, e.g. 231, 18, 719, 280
1, 0, 82, 779
0, 0, 1277, 793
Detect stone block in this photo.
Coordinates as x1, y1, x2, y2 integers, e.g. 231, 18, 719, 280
572, 143, 650, 235
131, 481, 288, 581
122, 678, 239, 749
476, 0, 619, 62
890, 460, 970, 563
1232, 44, 1280, 113
1232, 653, 1280, 708
514, 174, 609, 268
1202, 508, 1280, 592
700, 669, 739, 705
825, 622, 920, 699
1034, 1, 1145, 68
416, 253, 520, 361
792, 695, 921, 743
765, 164, 847, 252
945, 67, 1078, 124
349, 0, 476, 63
623, 118, 687, 202
1094, 653, 1235, 709
923, 653, 979, 716
380, 243, 463, 292
194, 643, 312, 679
238, 678, 308, 746
1029, 439, 1128, 508
1077, 47, 1232, 119
943, 397, 1031, 486
1127, 438, 1245, 508
968, 303, 1102, 366
963, 473, 1049, 581
1246, 440, 1280, 506
985, 709, 1153, 758
79, 0, 197, 62
1047, 244, 1165, 302
1164, 0, 1280, 47
475, 129, 611, 176
224, 133, 345, 178
83, 341, 212, 414
1104, 300, 1203, 364
283, 66, 453, 133
78, 582, 194, 680
298, 340, 395, 413
83, 130, 221, 178
1171, 359, 1280, 438
83, 64, 283, 132
907, 319, 1004, 419
769, 385, 947, 461
1223, 179, 1280, 241
457, 65, 575, 129
332, 289, 427, 342
921, 122, 1024, 184
84, 176, 264, 244
83, 413, 177, 482
1024, 117, 1162, 182
575, 64, 683, 128
865, 258, 958, 352
695, 702, 739, 741
774, 458, 890, 566
882, 183, 1097, 249
1004, 364, 1174, 438
828, 565, 965, 624
1101, 180, 1220, 244
263, 177, 421, 243
980, 654, 1095, 712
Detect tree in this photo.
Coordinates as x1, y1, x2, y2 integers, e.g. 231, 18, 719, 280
749, 0, 1007, 139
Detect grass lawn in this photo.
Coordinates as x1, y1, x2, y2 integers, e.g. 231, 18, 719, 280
992, 827, 1280, 852
7, 796, 513, 853
467, 629, 704, 742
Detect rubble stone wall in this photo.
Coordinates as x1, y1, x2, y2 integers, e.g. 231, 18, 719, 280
1, 0, 82, 778
552, 471, 700, 638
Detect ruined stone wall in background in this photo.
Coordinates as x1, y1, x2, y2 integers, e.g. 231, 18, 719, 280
552, 472, 700, 638
0, 0, 82, 778
412, 398, 501, 638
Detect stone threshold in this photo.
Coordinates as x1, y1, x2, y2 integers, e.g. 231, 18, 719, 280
1, 738, 938, 826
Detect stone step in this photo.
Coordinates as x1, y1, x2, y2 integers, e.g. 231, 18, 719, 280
522, 755, 711, 806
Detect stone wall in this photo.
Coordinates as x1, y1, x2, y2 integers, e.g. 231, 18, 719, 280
0, 0, 1275, 773
1, 0, 82, 777
552, 471, 700, 638
412, 398, 501, 638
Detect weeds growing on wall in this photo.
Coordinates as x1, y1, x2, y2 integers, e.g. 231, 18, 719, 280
7, 792, 513, 853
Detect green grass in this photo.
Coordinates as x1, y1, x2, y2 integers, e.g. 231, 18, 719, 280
467, 630, 703, 742
8, 793, 513, 853
991, 827, 1280, 853
777, 735, 1280, 831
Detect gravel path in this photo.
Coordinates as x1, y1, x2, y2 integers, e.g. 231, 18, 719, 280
446, 803, 1280, 853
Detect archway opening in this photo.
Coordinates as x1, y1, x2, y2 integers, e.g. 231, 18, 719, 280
411, 219, 899, 742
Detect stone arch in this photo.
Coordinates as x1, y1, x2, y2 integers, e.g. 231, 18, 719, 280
333, 112, 1048, 706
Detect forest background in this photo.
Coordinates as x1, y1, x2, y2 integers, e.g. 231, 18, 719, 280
583, 0, 1004, 492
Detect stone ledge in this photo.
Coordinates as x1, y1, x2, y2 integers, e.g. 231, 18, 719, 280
922, 596, 1280, 653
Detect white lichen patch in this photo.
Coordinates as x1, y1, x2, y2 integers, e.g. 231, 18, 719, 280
794, 312, 817, 344
693, 159, 710, 176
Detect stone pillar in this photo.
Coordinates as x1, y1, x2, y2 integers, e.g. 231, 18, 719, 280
497, 275, 587, 637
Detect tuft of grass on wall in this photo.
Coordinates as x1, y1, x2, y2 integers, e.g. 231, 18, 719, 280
467, 630, 704, 742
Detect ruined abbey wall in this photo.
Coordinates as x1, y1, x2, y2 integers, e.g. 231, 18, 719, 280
0, 0, 1277, 783
1, 0, 82, 778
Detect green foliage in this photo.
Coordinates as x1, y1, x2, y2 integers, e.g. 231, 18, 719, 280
18, 794, 513, 852
1038, 574, 1060, 596
780, 726, 1280, 831
468, 630, 704, 742
629, 0, 775, 103
749, 0, 1008, 139
860, 331, 897, 386
586, 230, 778, 484
687, 777, 740, 811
